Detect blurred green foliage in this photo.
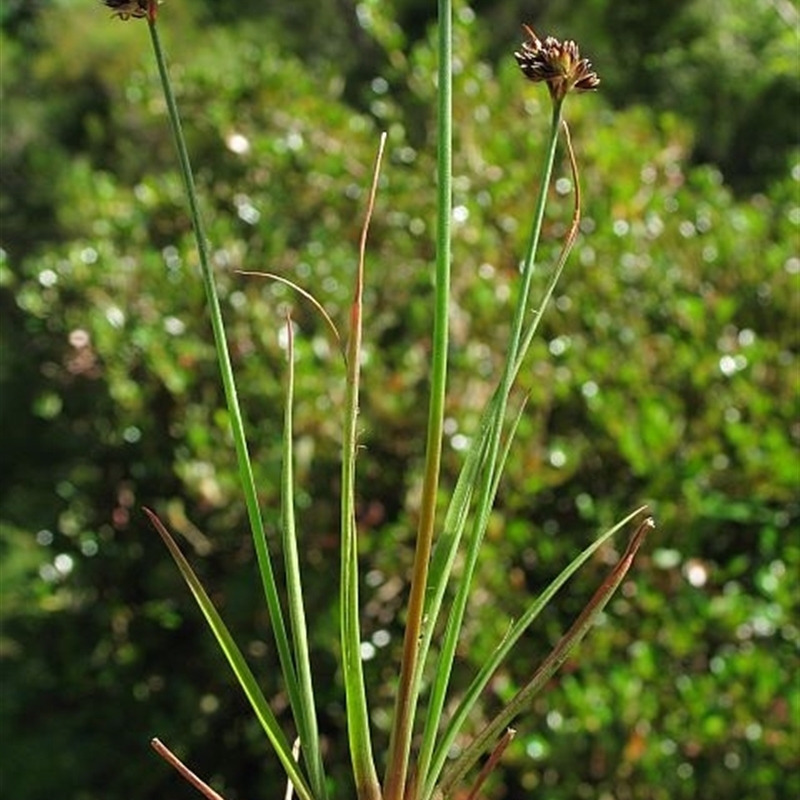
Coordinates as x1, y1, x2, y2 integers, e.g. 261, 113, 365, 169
1, 1, 797, 799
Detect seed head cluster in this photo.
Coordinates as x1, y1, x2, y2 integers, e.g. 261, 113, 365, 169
515, 24, 600, 102
102, 0, 150, 20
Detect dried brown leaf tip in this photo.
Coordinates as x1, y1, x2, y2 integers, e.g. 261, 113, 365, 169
102, 0, 150, 20
515, 24, 600, 102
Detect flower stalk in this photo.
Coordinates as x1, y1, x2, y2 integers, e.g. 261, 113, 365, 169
382, 0, 452, 795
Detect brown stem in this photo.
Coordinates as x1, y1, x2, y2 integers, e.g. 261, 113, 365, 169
465, 728, 517, 800
151, 738, 228, 800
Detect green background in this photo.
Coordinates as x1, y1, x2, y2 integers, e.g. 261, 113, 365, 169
1, 0, 797, 798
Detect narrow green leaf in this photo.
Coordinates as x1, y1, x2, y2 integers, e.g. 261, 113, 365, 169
418, 110, 583, 799
143, 508, 315, 800
281, 318, 328, 799
423, 507, 649, 799
435, 516, 654, 798
145, 16, 303, 737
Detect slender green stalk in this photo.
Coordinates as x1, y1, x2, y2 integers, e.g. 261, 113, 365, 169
417, 128, 581, 703
511, 98, 565, 366
340, 133, 387, 800
382, 1, 452, 796
144, 13, 304, 756
281, 316, 328, 799
416, 98, 564, 798
513, 120, 581, 378
414, 395, 528, 794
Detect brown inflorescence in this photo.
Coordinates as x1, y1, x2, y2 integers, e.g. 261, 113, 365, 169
514, 24, 600, 102
102, 0, 150, 20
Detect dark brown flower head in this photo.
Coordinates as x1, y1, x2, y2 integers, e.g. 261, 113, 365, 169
514, 24, 599, 102
102, 0, 150, 20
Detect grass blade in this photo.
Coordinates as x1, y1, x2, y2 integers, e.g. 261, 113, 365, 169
280, 317, 328, 799
143, 508, 315, 800
434, 516, 655, 798
412, 107, 579, 799
422, 507, 649, 798
412, 98, 564, 800
145, 14, 303, 735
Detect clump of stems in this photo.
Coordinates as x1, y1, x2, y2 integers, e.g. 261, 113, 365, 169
103, 2, 650, 799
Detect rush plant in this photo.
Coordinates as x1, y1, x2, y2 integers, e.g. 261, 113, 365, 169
102, 1, 652, 798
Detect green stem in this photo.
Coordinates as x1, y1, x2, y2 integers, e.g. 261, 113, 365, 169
512, 99, 564, 367
383, 1, 452, 797
417, 99, 563, 800
145, 14, 303, 747
282, 318, 328, 799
